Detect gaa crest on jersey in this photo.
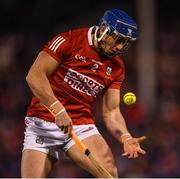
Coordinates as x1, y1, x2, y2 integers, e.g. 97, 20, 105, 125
106, 66, 112, 76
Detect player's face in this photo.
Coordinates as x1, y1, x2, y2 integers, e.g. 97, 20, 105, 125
98, 28, 131, 57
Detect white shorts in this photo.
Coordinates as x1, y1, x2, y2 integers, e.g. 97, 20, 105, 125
23, 117, 100, 160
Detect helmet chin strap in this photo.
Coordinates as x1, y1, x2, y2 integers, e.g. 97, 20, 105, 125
93, 26, 110, 53
93, 26, 115, 57
94, 26, 109, 42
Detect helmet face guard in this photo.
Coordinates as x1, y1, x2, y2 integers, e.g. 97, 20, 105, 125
96, 9, 138, 57
107, 29, 132, 56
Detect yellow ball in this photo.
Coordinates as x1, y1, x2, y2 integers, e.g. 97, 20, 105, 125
123, 92, 136, 105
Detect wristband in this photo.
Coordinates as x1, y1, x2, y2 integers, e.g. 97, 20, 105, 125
121, 133, 131, 138
123, 137, 133, 144
55, 108, 66, 116
49, 100, 59, 108
121, 133, 132, 143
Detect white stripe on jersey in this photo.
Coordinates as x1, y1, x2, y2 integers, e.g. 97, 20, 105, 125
49, 36, 62, 49
53, 39, 65, 52
50, 37, 64, 51
49, 36, 66, 53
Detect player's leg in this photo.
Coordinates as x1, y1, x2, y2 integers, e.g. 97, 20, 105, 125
21, 149, 56, 178
67, 134, 118, 178
21, 117, 65, 178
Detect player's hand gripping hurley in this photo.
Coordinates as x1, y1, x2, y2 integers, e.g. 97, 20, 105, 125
42, 102, 114, 178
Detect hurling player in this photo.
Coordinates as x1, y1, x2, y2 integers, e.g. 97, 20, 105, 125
21, 9, 146, 178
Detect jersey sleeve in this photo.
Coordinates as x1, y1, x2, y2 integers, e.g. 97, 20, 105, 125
109, 75, 124, 89
43, 31, 71, 63
109, 59, 125, 89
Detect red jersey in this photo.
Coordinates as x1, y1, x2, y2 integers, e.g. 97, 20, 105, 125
26, 26, 125, 125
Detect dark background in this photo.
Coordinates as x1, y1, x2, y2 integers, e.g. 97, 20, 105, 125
0, 0, 179, 177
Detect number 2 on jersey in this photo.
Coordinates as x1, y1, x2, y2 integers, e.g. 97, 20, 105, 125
91, 63, 99, 72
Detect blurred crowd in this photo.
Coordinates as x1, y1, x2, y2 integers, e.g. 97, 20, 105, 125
0, 0, 180, 177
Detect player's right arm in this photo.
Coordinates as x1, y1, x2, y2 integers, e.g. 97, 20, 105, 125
26, 51, 72, 134
26, 51, 59, 107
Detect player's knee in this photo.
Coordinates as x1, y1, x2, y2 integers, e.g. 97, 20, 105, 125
104, 162, 118, 178
109, 165, 118, 178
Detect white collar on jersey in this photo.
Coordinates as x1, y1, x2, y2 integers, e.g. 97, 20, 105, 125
87, 26, 98, 46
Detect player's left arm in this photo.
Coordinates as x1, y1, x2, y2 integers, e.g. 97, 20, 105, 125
102, 88, 146, 158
